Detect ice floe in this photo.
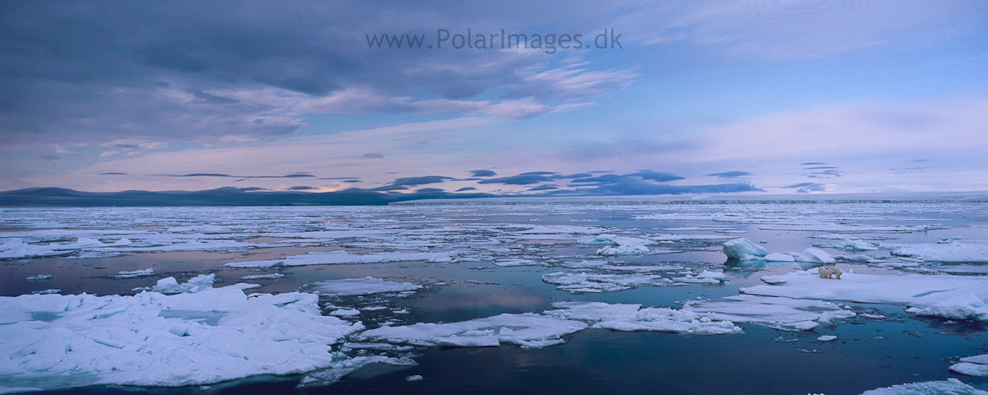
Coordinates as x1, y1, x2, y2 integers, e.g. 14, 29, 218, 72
542, 271, 671, 293
682, 295, 854, 331
109, 268, 155, 278
589, 234, 653, 256
889, 240, 988, 263
302, 277, 422, 296
0, 278, 363, 392
860, 378, 988, 395
225, 251, 454, 268
151, 274, 219, 294
743, 270, 988, 321
357, 313, 588, 349
950, 354, 988, 378
546, 302, 742, 335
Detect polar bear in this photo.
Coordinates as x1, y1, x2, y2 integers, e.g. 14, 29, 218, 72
818, 267, 843, 279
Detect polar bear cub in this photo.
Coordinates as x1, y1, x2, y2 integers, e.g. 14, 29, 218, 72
818, 267, 843, 279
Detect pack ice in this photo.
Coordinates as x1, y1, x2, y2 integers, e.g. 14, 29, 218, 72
0, 276, 363, 393
743, 270, 988, 321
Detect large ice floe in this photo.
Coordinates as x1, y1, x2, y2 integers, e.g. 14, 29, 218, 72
224, 250, 454, 268
889, 239, 988, 263
682, 295, 854, 331
860, 378, 988, 395
302, 277, 423, 296
0, 276, 363, 393
743, 270, 988, 321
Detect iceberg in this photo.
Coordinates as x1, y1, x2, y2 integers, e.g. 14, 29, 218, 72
722, 238, 768, 260
0, 279, 363, 392
743, 270, 988, 321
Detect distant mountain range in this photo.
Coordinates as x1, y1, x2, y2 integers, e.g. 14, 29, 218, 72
0, 187, 490, 207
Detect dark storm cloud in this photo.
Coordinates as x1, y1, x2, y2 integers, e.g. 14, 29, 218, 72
783, 182, 826, 193
528, 184, 559, 191
99, 172, 129, 176
469, 170, 497, 177
456, 187, 477, 192
288, 186, 317, 191
707, 171, 752, 178
477, 172, 560, 185
0, 1, 637, 147
389, 176, 454, 186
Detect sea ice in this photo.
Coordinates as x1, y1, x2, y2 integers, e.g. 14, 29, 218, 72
860, 378, 988, 395
547, 302, 742, 335
950, 354, 988, 378
722, 238, 769, 260
357, 313, 589, 349
682, 295, 854, 331
541, 271, 668, 293
673, 270, 727, 284
303, 277, 423, 296
110, 268, 155, 278
0, 278, 363, 392
743, 270, 988, 321
890, 240, 988, 263
151, 274, 216, 294
817, 335, 837, 342
589, 234, 652, 256
240, 273, 285, 280
26, 275, 52, 280
225, 250, 454, 268
789, 248, 836, 264
493, 258, 542, 267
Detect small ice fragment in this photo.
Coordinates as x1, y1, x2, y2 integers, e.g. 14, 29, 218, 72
151, 274, 215, 294
27, 274, 53, 280
949, 353, 988, 377
110, 268, 155, 278
817, 335, 837, 342
330, 309, 361, 317
406, 375, 424, 382
240, 273, 285, 280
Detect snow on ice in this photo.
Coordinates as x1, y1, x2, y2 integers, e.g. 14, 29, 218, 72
743, 270, 988, 321
225, 250, 454, 268
0, 277, 363, 393
860, 378, 988, 395
357, 313, 589, 349
950, 354, 988, 378
302, 277, 423, 296
723, 238, 835, 263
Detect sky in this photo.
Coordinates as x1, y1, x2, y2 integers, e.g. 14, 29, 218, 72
1, 0, 987, 197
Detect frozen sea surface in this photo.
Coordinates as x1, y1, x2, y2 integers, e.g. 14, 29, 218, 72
2, 197, 988, 394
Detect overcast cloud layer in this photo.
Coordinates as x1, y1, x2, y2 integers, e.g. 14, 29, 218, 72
2, 1, 986, 196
